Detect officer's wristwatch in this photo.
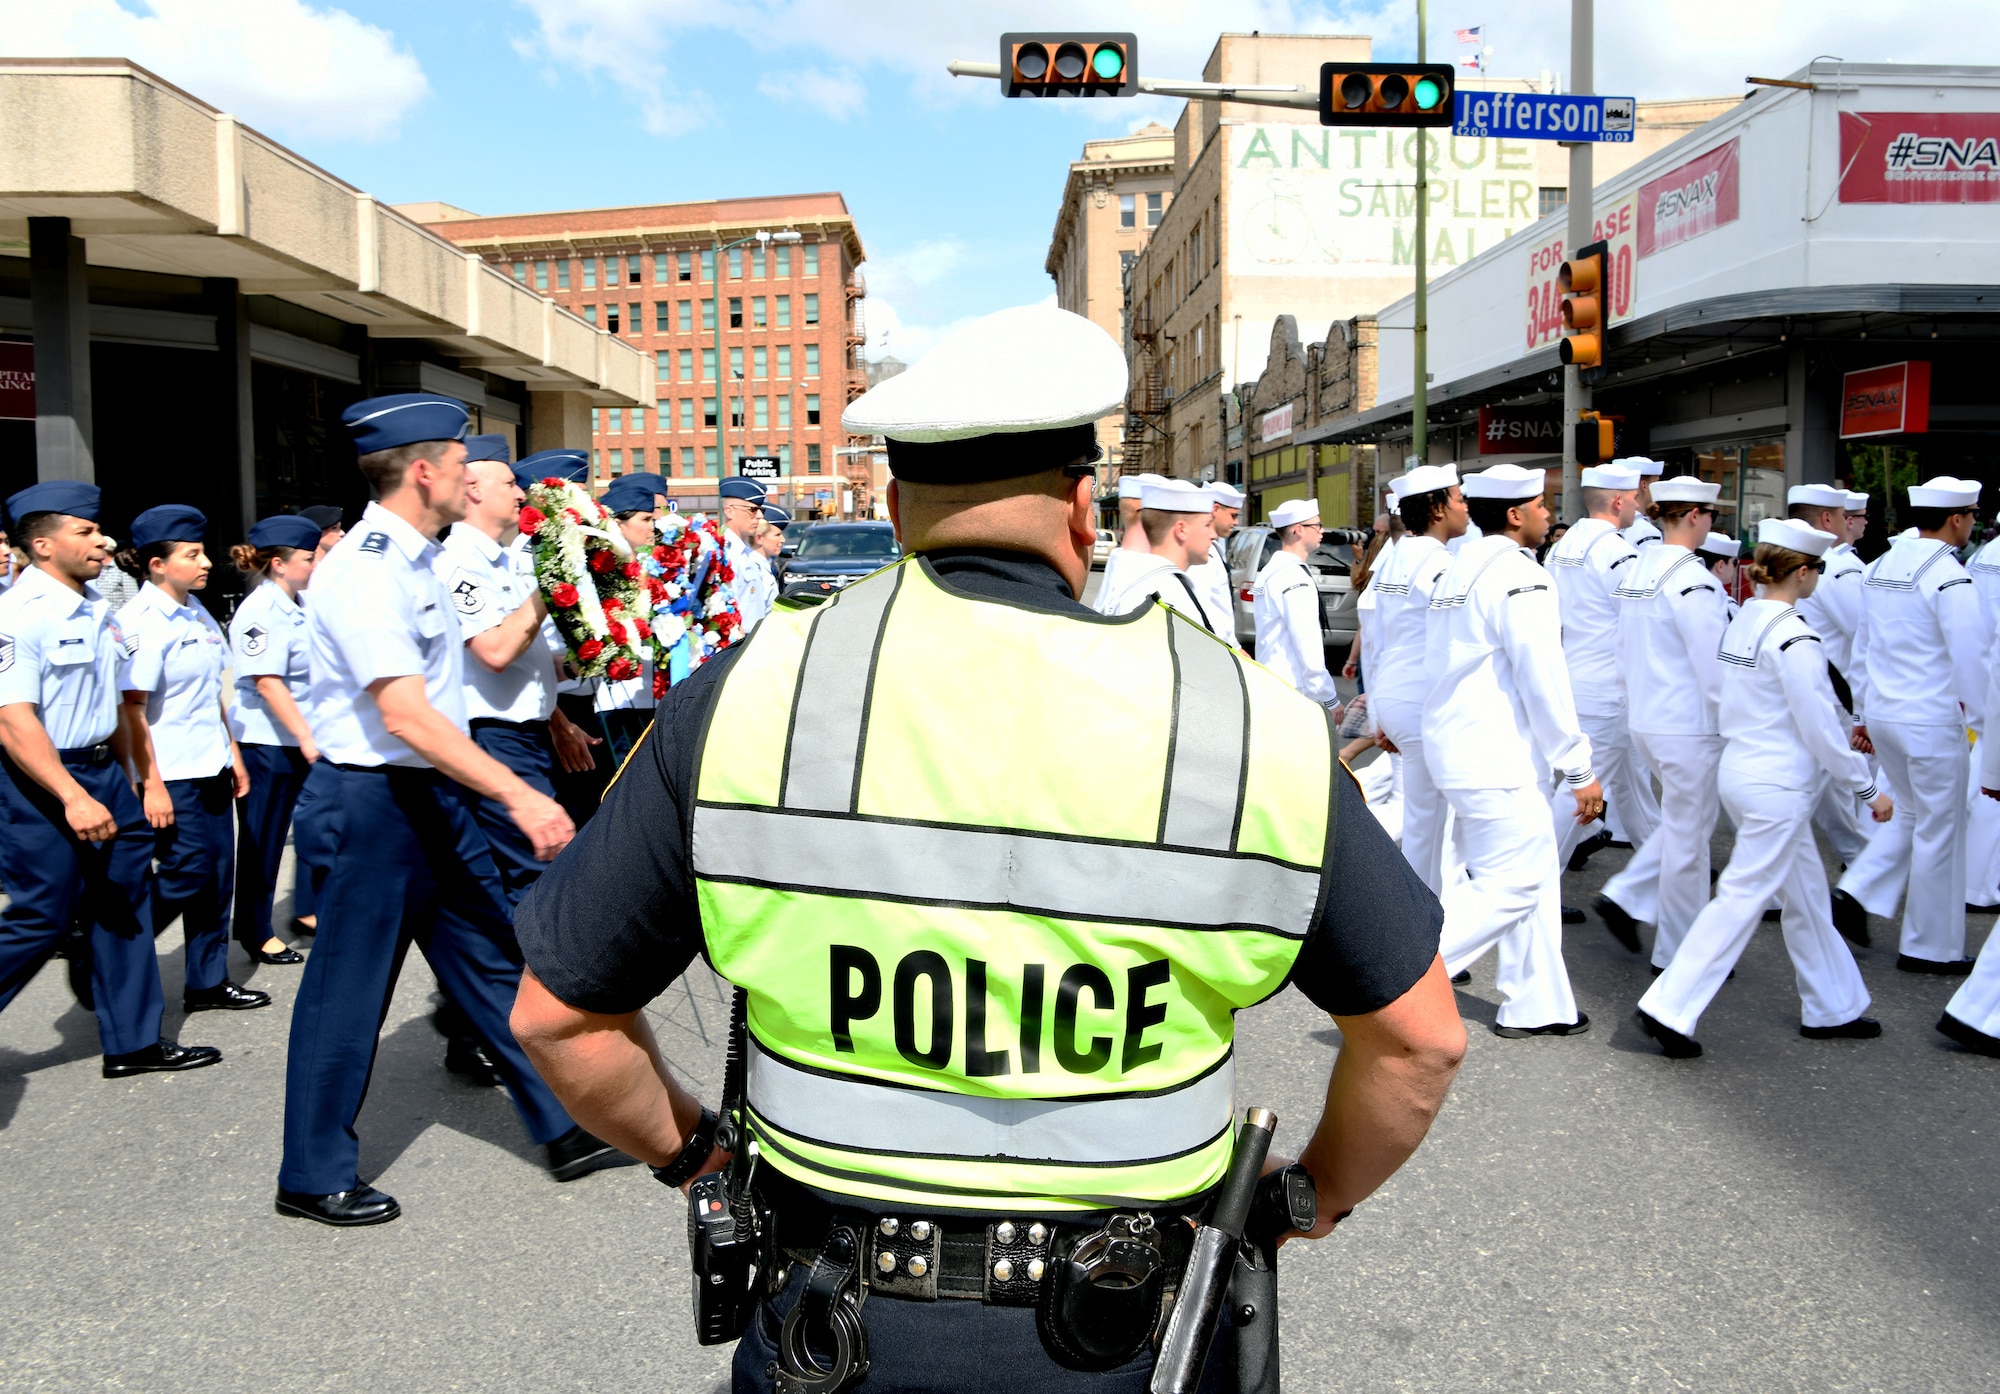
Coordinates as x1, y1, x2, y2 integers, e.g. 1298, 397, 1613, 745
651, 1105, 720, 1188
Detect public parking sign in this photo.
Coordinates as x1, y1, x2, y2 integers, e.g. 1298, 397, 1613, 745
1454, 91, 1634, 143
738, 455, 781, 481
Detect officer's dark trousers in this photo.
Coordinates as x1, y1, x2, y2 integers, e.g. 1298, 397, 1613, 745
152, 772, 234, 991
234, 743, 309, 951
288, 758, 339, 922
467, 719, 556, 911
550, 692, 611, 828
278, 764, 573, 1194
0, 752, 163, 1055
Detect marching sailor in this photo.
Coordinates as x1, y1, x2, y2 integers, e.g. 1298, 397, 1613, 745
1595, 476, 1730, 969
1635, 518, 1890, 1058
1253, 498, 1339, 704
1790, 484, 1874, 868
1620, 458, 1665, 548
1834, 477, 1987, 973
1186, 479, 1244, 640
1095, 477, 1233, 637
1942, 658, 2000, 1055
1697, 534, 1742, 618
1094, 471, 1164, 607
1425, 464, 1601, 1036
1367, 463, 1467, 894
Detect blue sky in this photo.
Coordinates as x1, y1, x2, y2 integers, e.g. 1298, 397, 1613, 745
6, 0, 1994, 360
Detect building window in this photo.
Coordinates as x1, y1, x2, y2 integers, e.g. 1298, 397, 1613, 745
754, 396, 769, 429
629, 255, 642, 284
1538, 186, 1568, 217
776, 294, 791, 328
584, 304, 598, 325
1190, 226, 1202, 271
557, 260, 571, 291
806, 393, 821, 426
680, 446, 696, 474
776, 246, 790, 277
535, 261, 549, 291
607, 407, 623, 434
584, 260, 598, 290
703, 398, 719, 428
606, 306, 620, 333
701, 298, 717, 331
1120, 194, 1136, 228
778, 393, 792, 428
777, 344, 792, 378
751, 245, 765, 278
679, 251, 694, 283
805, 343, 820, 376
629, 302, 641, 334
701, 248, 715, 281
513, 261, 527, 283
729, 346, 744, 378
591, 407, 600, 433
1119, 250, 1137, 277
805, 293, 820, 325
656, 357, 671, 383
680, 398, 695, 431
678, 300, 693, 333
702, 347, 717, 380
804, 244, 819, 276
631, 406, 646, 434
705, 445, 720, 476
680, 348, 695, 379
606, 258, 620, 287
752, 296, 767, 329
779, 444, 791, 473
729, 297, 743, 329
654, 252, 670, 282
730, 397, 745, 428
808, 444, 822, 474
607, 449, 623, 472
728, 247, 743, 279
655, 301, 671, 332
1146, 192, 1163, 227
753, 346, 767, 378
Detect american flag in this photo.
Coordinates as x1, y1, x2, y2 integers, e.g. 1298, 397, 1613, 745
1454, 25, 1482, 43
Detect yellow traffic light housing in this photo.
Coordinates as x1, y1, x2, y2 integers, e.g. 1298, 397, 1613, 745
1001, 33, 1138, 97
1318, 64, 1455, 126
1575, 411, 1618, 465
1559, 239, 1609, 385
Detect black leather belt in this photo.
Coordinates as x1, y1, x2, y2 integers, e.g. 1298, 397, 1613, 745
469, 718, 545, 734
58, 744, 114, 766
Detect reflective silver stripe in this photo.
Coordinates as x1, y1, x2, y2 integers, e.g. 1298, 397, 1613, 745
781, 567, 901, 811
693, 804, 1319, 935
1161, 616, 1246, 850
748, 1042, 1235, 1165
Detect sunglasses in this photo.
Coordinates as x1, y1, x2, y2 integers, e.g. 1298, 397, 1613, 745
1807, 559, 1826, 573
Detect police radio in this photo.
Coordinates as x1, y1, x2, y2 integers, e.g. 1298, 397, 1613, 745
688, 988, 767, 1344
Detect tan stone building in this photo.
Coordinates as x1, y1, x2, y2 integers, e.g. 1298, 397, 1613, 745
1116, 31, 1736, 518
1044, 122, 1176, 470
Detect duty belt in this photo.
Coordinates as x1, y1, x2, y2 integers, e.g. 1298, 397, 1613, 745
57, 744, 114, 766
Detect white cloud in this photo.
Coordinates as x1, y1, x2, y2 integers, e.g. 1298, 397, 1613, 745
0, 0, 430, 143
857, 238, 976, 363
757, 66, 867, 121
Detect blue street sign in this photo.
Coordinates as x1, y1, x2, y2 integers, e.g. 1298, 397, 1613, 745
1453, 91, 1635, 143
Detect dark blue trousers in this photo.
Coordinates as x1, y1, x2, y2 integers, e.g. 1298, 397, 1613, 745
0, 753, 163, 1055
278, 764, 574, 1194
467, 720, 556, 912
289, 758, 339, 921
153, 772, 234, 991
234, 743, 309, 951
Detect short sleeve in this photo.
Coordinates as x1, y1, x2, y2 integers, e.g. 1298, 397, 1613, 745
323, 562, 425, 688
0, 617, 43, 707
121, 612, 167, 694
1287, 773, 1443, 1016
231, 606, 287, 678
443, 563, 506, 640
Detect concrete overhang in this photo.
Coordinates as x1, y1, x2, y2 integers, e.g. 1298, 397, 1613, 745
0, 57, 650, 407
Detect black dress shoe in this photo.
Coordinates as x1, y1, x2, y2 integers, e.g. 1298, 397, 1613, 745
289, 917, 318, 938
445, 1037, 502, 1087
1561, 904, 1585, 925
1937, 1012, 2000, 1058
1897, 954, 1975, 976
103, 1040, 223, 1077
1594, 894, 1643, 954
1635, 1008, 1702, 1058
275, 1184, 401, 1226
1651, 963, 1733, 981
1830, 889, 1869, 947
546, 1126, 641, 1182
1761, 908, 1782, 922
66, 945, 94, 1011
183, 980, 272, 1012
255, 946, 305, 965
1801, 1016, 1881, 1040
1566, 828, 1612, 873
1968, 903, 2000, 915
1450, 969, 1472, 985
1493, 1013, 1590, 1039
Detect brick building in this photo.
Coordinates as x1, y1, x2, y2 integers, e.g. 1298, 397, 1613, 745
415, 194, 873, 517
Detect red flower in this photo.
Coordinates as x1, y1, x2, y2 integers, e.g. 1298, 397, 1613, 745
577, 639, 604, 661
589, 549, 614, 573
623, 561, 642, 580
565, 508, 584, 524
652, 545, 671, 565
606, 657, 638, 681
607, 620, 629, 645
645, 578, 668, 603
635, 618, 652, 640
541, 476, 562, 488
718, 563, 735, 583
653, 672, 668, 699
518, 506, 547, 534
602, 596, 624, 614
550, 582, 579, 608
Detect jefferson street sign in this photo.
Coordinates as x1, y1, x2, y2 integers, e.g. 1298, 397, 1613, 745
1454, 91, 1635, 143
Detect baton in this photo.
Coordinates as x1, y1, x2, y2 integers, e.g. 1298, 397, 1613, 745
1150, 1106, 1276, 1394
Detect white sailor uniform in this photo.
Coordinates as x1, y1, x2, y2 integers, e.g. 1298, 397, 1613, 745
1621, 514, 1662, 549
1186, 535, 1236, 643
1638, 600, 1875, 1037
1802, 537, 1874, 867
1368, 532, 1456, 892
1252, 550, 1337, 705
1423, 534, 1593, 1029
1962, 535, 2000, 906
1097, 551, 1232, 639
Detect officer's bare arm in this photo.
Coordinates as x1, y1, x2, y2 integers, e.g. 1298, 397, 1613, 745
370, 674, 575, 858
252, 676, 319, 758
1290, 955, 1465, 1238
465, 593, 547, 674
512, 967, 711, 1176
0, 702, 117, 841
117, 696, 175, 829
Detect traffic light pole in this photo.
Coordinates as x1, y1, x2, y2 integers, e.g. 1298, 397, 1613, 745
1561, 0, 1593, 522
1411, 0, 1430, 471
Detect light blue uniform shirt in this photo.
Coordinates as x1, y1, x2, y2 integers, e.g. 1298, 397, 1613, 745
228, 581, 310, 747
307, 501, 468, 769
437, 523, 557, 724
118, 582, 231, 782
0, 565, 129, 749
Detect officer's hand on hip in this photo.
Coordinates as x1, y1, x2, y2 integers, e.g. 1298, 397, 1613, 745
1259, 1151, 1338, 1247
1571, 779, 1605, 826
64, 791, 118, 843
507, 787, 576, 861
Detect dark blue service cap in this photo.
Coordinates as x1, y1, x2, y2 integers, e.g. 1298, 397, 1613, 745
4, 480, 101, 529
341, 393, 471, 455
762, 504, 792, 525
622, 472, 669, 496
600, 476, 660, 514
514, 449, 589, 489
129, 504, 208, 550
719, 477, 768, 504
249, 515, 324, 551
297, 505, 345, 532
462, 433, 513, 465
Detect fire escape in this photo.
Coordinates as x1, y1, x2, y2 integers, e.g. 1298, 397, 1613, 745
843, 268, 874, 516
1122, 308, 1169, 475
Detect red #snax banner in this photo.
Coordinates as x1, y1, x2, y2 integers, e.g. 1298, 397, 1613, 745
1840, 112, 2000, 204
1637, 139, 1740, 258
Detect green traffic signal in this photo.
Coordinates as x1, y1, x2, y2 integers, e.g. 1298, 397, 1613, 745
1092, 44, 1125, 79
1413, 75, 1443, 109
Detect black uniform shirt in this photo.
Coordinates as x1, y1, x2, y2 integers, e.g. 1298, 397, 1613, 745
515, 548, 1442, 1019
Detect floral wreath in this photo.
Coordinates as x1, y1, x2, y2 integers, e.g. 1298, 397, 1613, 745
641, 512, 743, 698
519, 478, 647, 682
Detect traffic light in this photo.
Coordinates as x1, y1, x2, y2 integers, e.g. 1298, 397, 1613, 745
1318, 64, 1454, 126
1575, 411, 1617, 465
1000, 33, 1138, 97
1559, 240, 1608, 385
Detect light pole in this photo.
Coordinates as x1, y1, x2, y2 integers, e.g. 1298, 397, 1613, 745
710, 227, 801, 489
1412, 0, 1430, 469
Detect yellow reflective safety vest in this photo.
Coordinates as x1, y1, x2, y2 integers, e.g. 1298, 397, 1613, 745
693, 556, 1334, 1213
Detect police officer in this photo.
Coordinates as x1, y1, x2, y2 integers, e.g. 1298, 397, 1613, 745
227, 513, 322, 965
276, 394, 627, 1228
117, 505, 267, 1013
0, 482, 221, 1076
1252, 498, 1340, 704
509, 304, 1464, 1392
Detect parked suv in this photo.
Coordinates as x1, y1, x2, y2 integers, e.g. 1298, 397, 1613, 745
1225, 524, 1364, 654
778, 521, 900, 605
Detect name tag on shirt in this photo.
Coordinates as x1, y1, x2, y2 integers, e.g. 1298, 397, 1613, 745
50, 634, 93, 667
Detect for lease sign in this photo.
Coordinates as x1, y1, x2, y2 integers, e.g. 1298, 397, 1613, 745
1524, 194, 1637, 353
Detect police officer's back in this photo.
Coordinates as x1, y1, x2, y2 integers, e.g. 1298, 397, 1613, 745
510, 306, 1466, 1392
